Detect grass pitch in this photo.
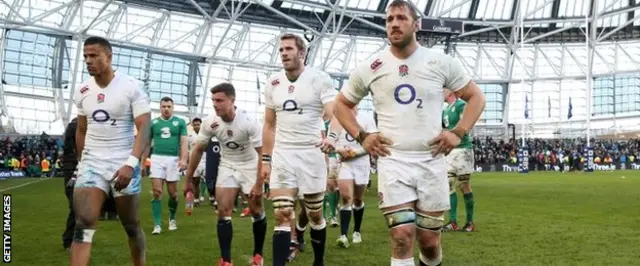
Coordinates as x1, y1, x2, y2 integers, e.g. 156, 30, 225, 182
5, 171, 640, 265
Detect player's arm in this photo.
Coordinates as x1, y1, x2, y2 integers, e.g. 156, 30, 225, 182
75, 102, 87, 162
262, 81, 277, 160
251, 119, 265, 185
447, 58, 486, 139
179, 121, 188, 164
130, 87, 152, 164
333, 68, 368, 141
319, 72, 343, 140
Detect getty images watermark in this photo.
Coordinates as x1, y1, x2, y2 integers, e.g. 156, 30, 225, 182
2, 194, 11, 263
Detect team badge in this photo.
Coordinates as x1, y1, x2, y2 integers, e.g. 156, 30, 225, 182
370, 59, 382, 71
399, 64, 409, 77
97, 93, 105, 103
80, 86, 89, 94
227, 130, 233, 137
172, 121, 179, 126
288, 85, 295, 94
271, 79, 280, 86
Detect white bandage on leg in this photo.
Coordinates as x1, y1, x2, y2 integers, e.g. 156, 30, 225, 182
73, 228, 96, 243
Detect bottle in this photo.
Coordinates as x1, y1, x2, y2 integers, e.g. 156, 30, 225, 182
185, 191, 194, 216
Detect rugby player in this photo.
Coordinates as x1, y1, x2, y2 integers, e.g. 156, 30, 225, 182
333, 107, 377, 248
442, 88, 475, 232
71, 36, 150, 266
188, 117, 207, 206
331, 1, 486, 265
149, 97, 188, 234
185, 82, 266, 266
261, 33, 339, 266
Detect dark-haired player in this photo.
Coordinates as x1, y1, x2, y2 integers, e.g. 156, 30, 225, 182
149, 97, 188, 235
72, 36, 150, 266
332, 1, 486, 265
185, 82, 266, 266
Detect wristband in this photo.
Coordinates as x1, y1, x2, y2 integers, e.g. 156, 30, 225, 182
354, 129, 370, 144
450, 127, 468, 139
261, 154, 272, 163
327, 132, 338, 141
125, 155, 140, 168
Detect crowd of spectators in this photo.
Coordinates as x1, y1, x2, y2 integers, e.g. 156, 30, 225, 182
0, 133, 61, 177
474, 137, 640, 167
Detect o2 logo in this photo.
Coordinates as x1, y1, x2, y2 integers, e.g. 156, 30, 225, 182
394, 84, 423, 109
91, 109, 116, 126
225, 141, 245, 151
283, 100, 303, 114
345, 133, 355, 142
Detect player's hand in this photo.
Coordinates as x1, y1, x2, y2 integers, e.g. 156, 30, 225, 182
361, 133, 393, 159
250, 182, 264, 199
317, 137, 337, 154
178, 160, 187, 171
428, 131, 461, 156
260, 163, 271, 184
183, 176, 194, 196
141, 167, 147, 177
337, 148, 356, 162
112, 165, 134, 191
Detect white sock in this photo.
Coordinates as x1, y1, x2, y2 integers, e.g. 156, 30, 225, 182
391, 257, 415, 266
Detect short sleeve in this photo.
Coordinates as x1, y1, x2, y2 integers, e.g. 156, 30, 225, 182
74, 86, 85, 116
341, 68, 368, 104
180, 119, 188, 136
131, 81, 151, 118
317, 71, 337, 105
264, 77, 276, 110
196, 118, 216, 146
445, 57, 472, 92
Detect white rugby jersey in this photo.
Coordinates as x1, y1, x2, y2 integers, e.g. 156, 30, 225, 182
74, 73, 150, 160
336, 112, 377, 165
188, 130, 206, 163
264, 67, 337, 148
196, 109, 261, 168
341, 47, 470, 153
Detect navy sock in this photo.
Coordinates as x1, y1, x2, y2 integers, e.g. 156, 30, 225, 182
295, 224, 305, 244
217, 218, 233, 262
252, 214, 267, 256
272, 229, 290, 266
309, 225, 326, 265
353, 204, 364, 233
339, 208, 351, 236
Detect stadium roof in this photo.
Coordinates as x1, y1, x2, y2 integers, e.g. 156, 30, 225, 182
121, 0, 640, 43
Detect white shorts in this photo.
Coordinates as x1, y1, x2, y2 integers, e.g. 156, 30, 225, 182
150, 154, 181, 182
194, 161, 206, 178
217, 164, 257, 195
270, 147, 327, 195
377, 152, 449, 212
75, 157, 142, 197
338, 161, 370, 186
446, 148, 474, 176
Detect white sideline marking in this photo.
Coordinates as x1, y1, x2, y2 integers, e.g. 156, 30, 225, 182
0, 177, 53, 192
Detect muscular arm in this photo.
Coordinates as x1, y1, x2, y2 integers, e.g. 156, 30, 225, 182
132, 113, 152, 159
324, 102, 344, 138
75, 115, 87, 161
180, 136, 188, 162
452, 81, 486, 136
333, 93, 361, 140
261, 108, 276, 156
185, 143, 205, 181
254, 146, 263, 184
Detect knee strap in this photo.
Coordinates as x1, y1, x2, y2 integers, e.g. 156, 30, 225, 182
272, 196, 295, 219
416, 213, 444, 232
73, 228, 96, 243
303, 193, 324, 212
382, 208, 416, 229
457, 174, 471, 183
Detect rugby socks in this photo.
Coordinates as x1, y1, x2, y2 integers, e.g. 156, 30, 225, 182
339, 206, 352, 236
168, 197, 178, 220
449, 192, 458, 223
252, 213, 267, 256
352, 203, 364, 233
151, 199, 162, 226
309, 221, 327, 265
295, 222, 306, 244
391, 257, 416, 266
272, 227, 291, 266
330, 193, 338, 218
217, 217, 233, 262
463, 192, 475, 223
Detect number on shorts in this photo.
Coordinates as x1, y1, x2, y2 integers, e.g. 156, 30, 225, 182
394, 84, 423, 109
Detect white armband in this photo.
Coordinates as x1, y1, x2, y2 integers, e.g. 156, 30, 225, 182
125, 155, 139, 168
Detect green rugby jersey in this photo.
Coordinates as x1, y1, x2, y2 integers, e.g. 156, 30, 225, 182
443, 99, 472, 149
150, 116, 187, 156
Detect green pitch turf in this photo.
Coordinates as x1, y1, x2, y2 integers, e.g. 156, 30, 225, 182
4, 171, 640, 265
